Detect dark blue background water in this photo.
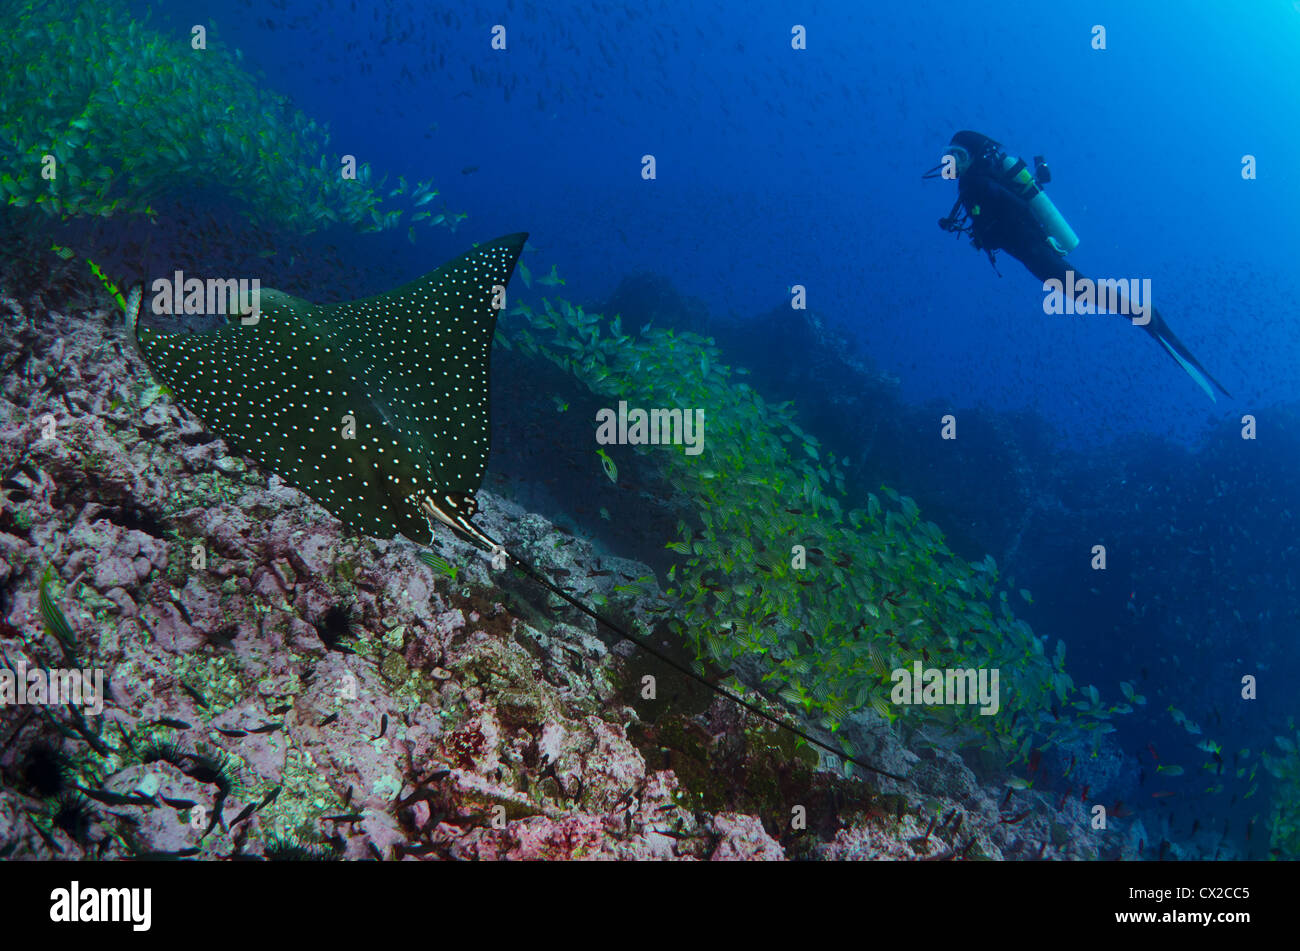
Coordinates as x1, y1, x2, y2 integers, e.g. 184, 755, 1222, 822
151, 0, 1300, 446
122, 0, 1300, 856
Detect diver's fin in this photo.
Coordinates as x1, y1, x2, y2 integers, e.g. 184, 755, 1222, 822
1019, 256, 1230, 402
1041, 262, 1231, 401
1143, 310, 1231, 402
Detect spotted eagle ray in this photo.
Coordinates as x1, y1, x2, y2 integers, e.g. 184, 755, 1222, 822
125, 233, 903, 782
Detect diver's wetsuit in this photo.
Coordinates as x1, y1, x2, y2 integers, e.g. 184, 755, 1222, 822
957, 164, 1070, 286
936, 131, 1230, 401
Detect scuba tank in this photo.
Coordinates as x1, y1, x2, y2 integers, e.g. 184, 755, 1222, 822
998, 152, 1079, 255
933, 133, 1081, 256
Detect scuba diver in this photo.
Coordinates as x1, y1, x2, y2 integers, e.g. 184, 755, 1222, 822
924, 130, 1230, 401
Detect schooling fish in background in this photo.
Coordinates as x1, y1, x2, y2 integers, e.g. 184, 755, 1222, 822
124, 233, 905, 782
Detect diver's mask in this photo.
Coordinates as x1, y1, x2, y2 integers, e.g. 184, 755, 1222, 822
921, 145, 971, 180
947, 145, 971, 177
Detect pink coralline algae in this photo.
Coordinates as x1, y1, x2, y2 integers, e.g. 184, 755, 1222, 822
0, 288, 1120, 862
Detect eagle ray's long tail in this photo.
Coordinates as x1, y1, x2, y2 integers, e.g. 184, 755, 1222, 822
447, 528, 909, 783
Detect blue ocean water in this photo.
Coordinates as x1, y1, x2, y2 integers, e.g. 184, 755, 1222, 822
6, 0, 1298, 861
158, 1, 1293, 433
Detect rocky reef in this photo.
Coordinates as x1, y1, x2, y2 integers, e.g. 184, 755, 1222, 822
0, 279, 1135, 860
